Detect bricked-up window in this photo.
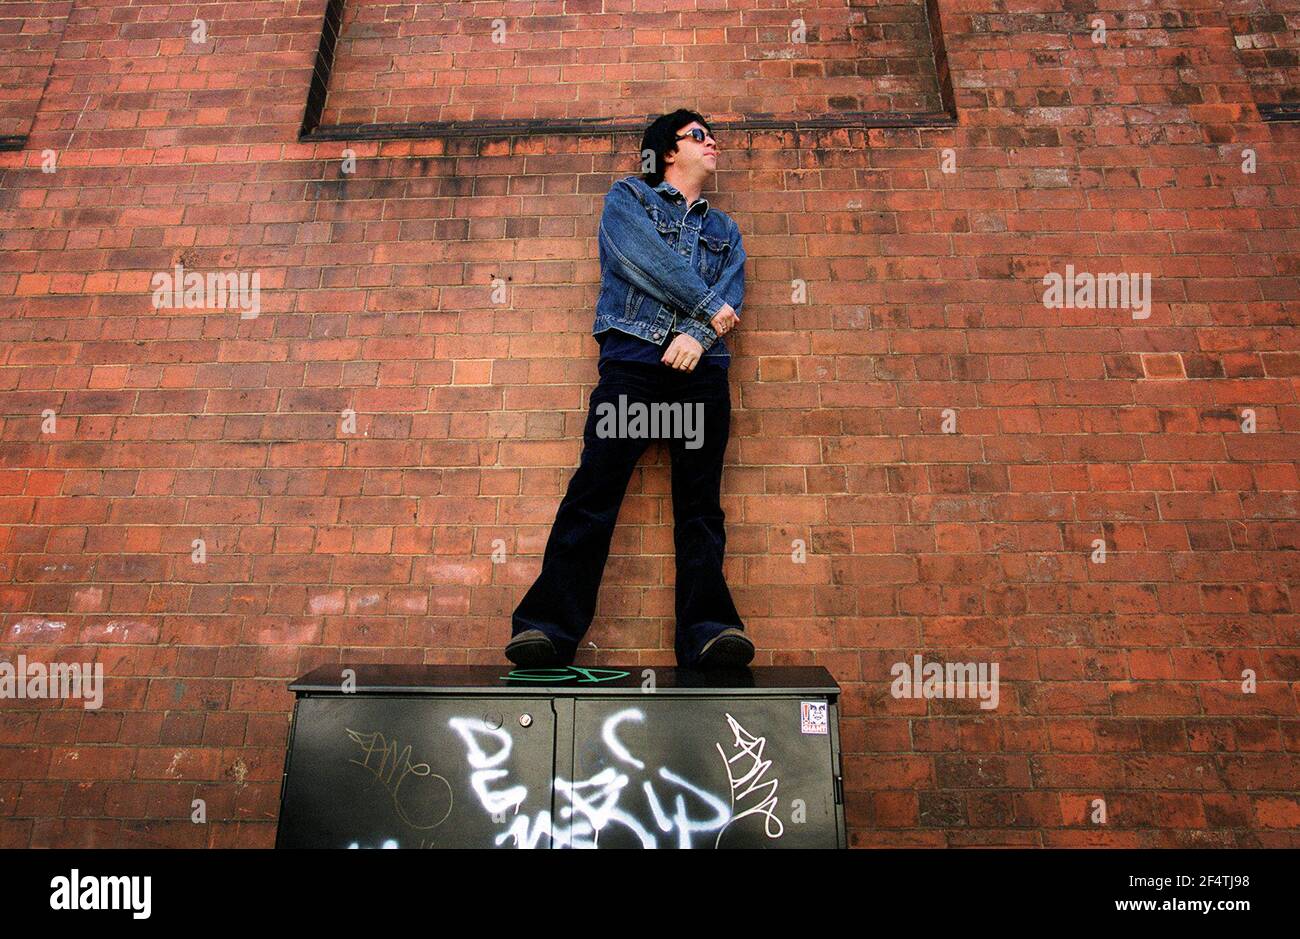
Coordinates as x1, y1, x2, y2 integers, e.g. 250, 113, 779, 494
0, 1, 72, 146
1230, 0, 1300, 118
313, 0, 947, 132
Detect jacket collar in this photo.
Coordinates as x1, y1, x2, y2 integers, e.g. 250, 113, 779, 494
653, 178, 708, 218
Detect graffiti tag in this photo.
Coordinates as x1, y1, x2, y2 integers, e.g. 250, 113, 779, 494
714, 712, 783, 845
345, 728, 453, 831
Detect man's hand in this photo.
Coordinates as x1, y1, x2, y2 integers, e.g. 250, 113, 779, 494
710, 304, 738, 337
662, 333, 705, 372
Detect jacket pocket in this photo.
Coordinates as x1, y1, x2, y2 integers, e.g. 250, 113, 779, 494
698, 232, 732, 284
645, 206, 680, 246
621, 285, 643, 322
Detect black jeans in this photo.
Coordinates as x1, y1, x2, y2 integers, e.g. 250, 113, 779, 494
511, 359, 745, 667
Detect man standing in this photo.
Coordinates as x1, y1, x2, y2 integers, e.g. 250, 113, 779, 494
507, 109, 753, 670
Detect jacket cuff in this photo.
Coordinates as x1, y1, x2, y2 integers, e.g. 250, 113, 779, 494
689, 289, 726, 325
676, 316, 718, 353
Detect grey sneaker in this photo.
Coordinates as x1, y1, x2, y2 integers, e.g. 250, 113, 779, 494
695, 628, 755, 669
505, 629, 564, 668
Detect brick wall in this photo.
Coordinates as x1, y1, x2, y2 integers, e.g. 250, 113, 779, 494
0, 2, 72, 141
1229, 0, 1300, 110
0, 0, 1297, 847
321, 0, 944, 125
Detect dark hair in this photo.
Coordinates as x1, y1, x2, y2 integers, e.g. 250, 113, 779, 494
639, 109, 713, 187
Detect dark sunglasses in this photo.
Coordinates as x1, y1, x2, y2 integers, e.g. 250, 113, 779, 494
674, 128, 716, 146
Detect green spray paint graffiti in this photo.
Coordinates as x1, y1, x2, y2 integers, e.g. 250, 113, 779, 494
501, 666, 630, 684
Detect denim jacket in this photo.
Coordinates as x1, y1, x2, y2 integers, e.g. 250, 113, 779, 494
595, 175, 746, 358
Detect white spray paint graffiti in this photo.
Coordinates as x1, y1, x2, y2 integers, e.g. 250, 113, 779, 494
449, 707, 736, 849
643, 767, 733, 849
713, 712, 783, 847
446, 717, 528, 817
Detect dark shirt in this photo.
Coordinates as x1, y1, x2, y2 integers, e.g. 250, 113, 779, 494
597, 328, 729, 369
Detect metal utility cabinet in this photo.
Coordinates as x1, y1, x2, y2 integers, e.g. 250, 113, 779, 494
276, 664, 845, 849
